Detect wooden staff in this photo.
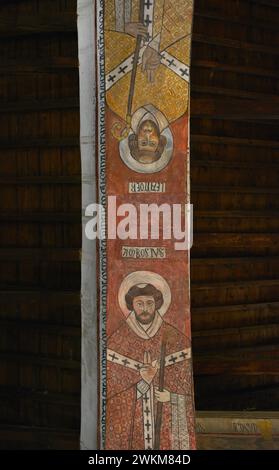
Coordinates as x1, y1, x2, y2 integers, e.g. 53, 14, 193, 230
154, 335, 167, 450
112, 0, 145, 140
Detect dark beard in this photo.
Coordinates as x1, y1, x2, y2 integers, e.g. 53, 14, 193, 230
135, 311, 156, 325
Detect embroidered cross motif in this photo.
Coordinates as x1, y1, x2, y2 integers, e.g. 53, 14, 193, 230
143, 395, 149, 404
109, 353, 117, 361
122, 358, 130, 366
144, 406, 151, 417
169, 355, 177, 364
144, 15, 152, 27
179, 68, 189, 77
146, 434, 152, 444
167, 58, 176, 67
145, 420, 151, 431
108, 74, 116, 83
144, 0, 152, 9
118, 65, 128, 75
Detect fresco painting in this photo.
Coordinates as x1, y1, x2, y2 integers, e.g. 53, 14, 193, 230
96, 0, 196, 450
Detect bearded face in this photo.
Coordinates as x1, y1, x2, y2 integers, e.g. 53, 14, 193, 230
138, 120, 160, 153
133, 295, 156, 325
128, 119, 167, 164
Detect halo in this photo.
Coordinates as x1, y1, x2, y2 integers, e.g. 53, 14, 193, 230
118, 271, 171, 318
119, 129, 173, 174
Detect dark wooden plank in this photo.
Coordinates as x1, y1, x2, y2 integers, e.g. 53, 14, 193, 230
0, 424, 79, 450
193, 323, 279, 338
191, 98, 279, 120
193, 323, 279, 351
0, 98, 79, 113
249, 0, 279, 8
0, 57, 78, 74
0, 138, 79, 149
0, 290, 80, 305
192, 60, 279, 80
195, 343, 279, 359
0, 352, 80, 369
195, 359, 279, 376
192, 301, 279, 331
192, 256, 279, 266
194, 10, 279, 31
193, 33, 279, 56
0, 0, 81, 450
0, 211, 80, 222
191, 256, 279, 283
196, 211, 279, 219
0, 13, 76, 37
191, 158, 279, 170
0, 319, 80, 336
0, 248, 80, 261
0, 386, 79, 406
195, 349, 279, 376
192, 233, 279, 256
196, 0, 279, 17
0, 177, 80, 185
192, 185, 279, 194
191, 85, 279, 103
191, 135, 279, 149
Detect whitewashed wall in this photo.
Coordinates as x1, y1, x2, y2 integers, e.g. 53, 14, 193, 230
78, 0, 98, 450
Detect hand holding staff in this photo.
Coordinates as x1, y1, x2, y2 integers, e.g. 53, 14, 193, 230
154, 334, 168, 450
111, 0, 146, 141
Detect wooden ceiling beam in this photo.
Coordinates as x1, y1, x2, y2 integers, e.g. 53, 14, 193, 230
0, 351, 80, 369
192, 60, 279, 79
191, 158, 279, 169
0, 247, 80, 261
0, 138, 79, 149
192, 185, 279, 194
0, 57, 78, 74
193, 33, 279, 56
249, 0, 279, 8
0, 319, 80, 336
191, 85, 279, 103
0, 386, 79, 406
195, 357, 279, 376
191, 98, 279, 120
0, 424, 78, 446
0, 98, 79, 113
0, 177, 80, 185
195, 10, 279, 31
193, 233, 279, 249
0, 290, 80, 305
191, 135, 279, 149
0, 211, 80, 222
0, 13, 76, 37
193, 323, 279, 338
196, 210, 279, 218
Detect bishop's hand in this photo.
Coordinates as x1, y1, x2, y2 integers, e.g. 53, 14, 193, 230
125, 22, 148, 39
140, 351, 158, 385
142, 46, 161, 83
155, 387, 171, 403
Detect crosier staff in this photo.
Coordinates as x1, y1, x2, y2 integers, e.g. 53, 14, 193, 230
112, 0, 145, 141
154, 334, 167, 450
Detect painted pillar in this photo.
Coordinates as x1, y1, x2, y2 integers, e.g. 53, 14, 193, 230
80, 0, 196, 450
